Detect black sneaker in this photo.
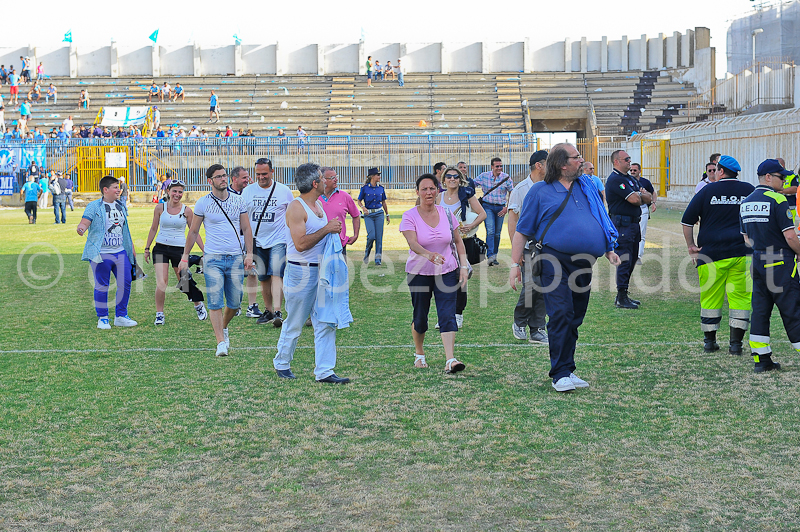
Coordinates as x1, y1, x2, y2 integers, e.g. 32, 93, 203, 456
273, 310, 283, 328
246, 303, 262, 318
256, 310, 274, 325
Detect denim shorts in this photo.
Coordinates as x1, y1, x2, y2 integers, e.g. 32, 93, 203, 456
254, 243, 286, 281
203, 254, 245, 310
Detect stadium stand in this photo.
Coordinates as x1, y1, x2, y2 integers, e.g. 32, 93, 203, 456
3, 71, 695, 137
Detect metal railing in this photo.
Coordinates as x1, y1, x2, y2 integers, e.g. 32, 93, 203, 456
688, 58, 795, 122
0, 134, 539, 193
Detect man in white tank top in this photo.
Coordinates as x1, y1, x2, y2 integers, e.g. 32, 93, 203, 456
273, 163, 350, 383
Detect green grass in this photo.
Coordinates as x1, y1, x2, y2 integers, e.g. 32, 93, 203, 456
1, 204, 800, 530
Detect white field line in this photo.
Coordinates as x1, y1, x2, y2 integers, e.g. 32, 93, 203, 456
0, 339, 784, 355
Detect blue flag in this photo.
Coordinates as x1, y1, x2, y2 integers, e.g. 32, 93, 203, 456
233, 33, 241, 45
63, 30, 72, 43
149, 30, 159, 43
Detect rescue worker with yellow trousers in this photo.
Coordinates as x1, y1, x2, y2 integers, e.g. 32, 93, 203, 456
739, 159, 800, 373
682, 155, 754, 354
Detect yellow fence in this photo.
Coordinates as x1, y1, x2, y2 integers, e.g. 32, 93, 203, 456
76, 146, 130, 192
640, 139, 670, 196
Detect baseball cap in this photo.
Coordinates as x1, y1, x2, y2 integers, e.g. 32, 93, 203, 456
757, 158, 792, 177
717, 155, 741, 173
529, 150, 548, 166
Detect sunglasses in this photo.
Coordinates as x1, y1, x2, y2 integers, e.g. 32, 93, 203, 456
255, 158, 272, 166
169, 179, 186, 188
444, 174, 460, 179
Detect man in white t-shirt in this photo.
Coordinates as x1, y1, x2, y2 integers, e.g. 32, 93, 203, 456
230, 165, 262, 319
507, 150, 548, 345
62, 115, 73, 135
243, 157, 294, 327
181, 164, 254, 357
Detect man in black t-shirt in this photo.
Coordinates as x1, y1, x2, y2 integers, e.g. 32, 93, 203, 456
682, 155, 754, 354
605, 150, 652, 309
740, 159, 800, 373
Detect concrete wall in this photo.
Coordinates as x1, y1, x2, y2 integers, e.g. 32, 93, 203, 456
0, 27, 710, 78
632, 107, 800, 202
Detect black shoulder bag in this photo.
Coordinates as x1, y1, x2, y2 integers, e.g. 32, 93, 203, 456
478, 175, 512, 205
528, 181, 574, 276
252, 182, 277, 251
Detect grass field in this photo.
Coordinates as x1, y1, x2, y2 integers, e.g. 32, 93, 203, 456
2, 203, 800, 530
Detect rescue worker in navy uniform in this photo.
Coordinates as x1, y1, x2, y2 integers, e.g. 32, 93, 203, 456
739, 159, 800, 373
681, 155, 754, 354
605, 149, 652, 308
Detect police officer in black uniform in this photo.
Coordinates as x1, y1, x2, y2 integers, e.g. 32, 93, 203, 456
605, 149, 652, 308
740, 159, 800, 373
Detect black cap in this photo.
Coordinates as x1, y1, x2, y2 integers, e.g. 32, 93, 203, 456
529, 150, 548, 166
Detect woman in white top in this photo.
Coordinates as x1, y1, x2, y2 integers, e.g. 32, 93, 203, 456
435, 166, 486, 329
143, 179, 207, 325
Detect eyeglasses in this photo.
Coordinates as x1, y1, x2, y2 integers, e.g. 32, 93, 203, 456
255, 158, 272, 166
621, 157, 632, 162
444, 174, 460, 179
210, 174, 228, 180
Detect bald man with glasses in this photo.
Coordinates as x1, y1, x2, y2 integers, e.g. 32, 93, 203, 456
606, 150, 652, 309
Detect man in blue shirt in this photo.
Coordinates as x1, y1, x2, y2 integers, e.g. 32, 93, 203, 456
510, 143, 620, 392
20, 175, 41, 223
740, 159, 800, 373
605, 150, 652, 309
208, 90, 219, 123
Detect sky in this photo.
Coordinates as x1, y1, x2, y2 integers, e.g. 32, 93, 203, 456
0, 0, 764, 78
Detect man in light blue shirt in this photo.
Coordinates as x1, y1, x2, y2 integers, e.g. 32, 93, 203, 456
583, 161, 605, 203
20, 175, 41, 223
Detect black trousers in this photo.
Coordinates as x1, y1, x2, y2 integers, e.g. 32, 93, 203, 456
613, 215, 641, 291
750, 249, 800, 357
24, 201, 37, 221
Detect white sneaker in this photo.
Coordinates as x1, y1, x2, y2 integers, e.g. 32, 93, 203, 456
215, 341, 228, 357
552, 377, 576, 392
97, 317, 111, 330
154, 313, 165, 326
569, 373, 589, 388
455, 314, 464, 328
195, 303, 207, 321
223, 328, 230, 348
114, 315, 138, 327
512, 323, 527, 340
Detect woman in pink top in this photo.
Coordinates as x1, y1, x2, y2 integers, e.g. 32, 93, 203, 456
400, 174, 469, 373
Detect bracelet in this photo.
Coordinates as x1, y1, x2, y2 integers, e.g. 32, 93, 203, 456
144, 248, 150, 251
510, 263, 520, 268
180, 259, 188, 263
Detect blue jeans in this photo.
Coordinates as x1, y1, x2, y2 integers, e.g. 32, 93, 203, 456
91, 251, 132, 318
363, 211, 385, 263
273, 263, 338, 380
483, 202, 505, 259
398, 72, 404, 87
203, 254, 245, 310
53, 199, 66, 223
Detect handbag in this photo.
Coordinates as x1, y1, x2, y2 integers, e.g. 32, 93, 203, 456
463, 235, 487, 265
528, 181, 574, 277
445, 208, 473, 279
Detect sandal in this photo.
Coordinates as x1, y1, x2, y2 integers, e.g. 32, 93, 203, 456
414, 354, 428, 368
445, 358, 465, 374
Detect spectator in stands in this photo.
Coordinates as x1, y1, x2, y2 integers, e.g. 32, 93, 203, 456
33, 127, 45, 140
225, 125, 234, 138
102, 127, 112, 138
62, 115, 72, 133
79, 125, 90, 139
79, 89, 90, 109
366, 55, 373, 87
20, 56, 31, 84
277, 128, 287, 152
297, 125, 307, 148
36, 62, 44, 81
93, 124, 103, 138
148, 82, 159, 102
46, 83, 57, 104
115, 127, 126, 138
152, 106, 160, 130
208, 90, 220, 123
0, 104, 5, 134
396, 59, 405, 87
28, 82, 40, 103
172, 82, 185, 102
8, 68, 19, 105
385, 61, 396, 80
474, 157, 513, 266
161, 82, 171, 102
156, 126, 165, 138
374, 60, 384, 81
0, 65, 7, 85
